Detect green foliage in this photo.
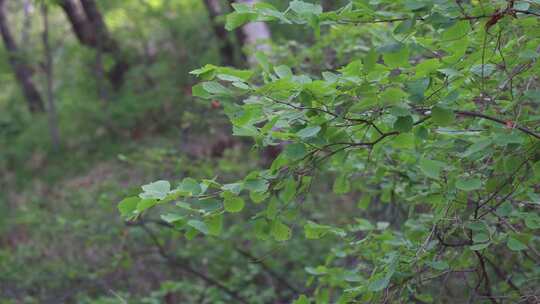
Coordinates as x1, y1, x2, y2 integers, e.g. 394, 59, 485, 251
121, 0, 540, 302
0, 0, 217, 169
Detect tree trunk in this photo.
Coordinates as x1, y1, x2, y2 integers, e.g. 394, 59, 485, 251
202, 0, 236, 66
0, 0, 45, 113
228, 0, 271, 65
21, 0, 32, 46
41, 3, 61, 150
321, 0, 333, 11
58, 0, 129, 90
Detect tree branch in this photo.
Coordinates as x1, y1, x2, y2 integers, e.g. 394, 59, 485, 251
484, 256, 522, 296
235, 246, 303, 295
0, 0, 44, 113
131, 222, 250, 304
455, 111, 540, 140
474, 251, 498, 304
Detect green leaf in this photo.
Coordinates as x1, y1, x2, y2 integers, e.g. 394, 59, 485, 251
514, 1, 530, 10
304, 221, 346, 239
419, 158, 445, 179
470, 243, 490, 251
136, 198, 157, 212
274, 65, 293, 78
444, 36, 469, 63
394, 19, 415, 34
140, 180, 170, 200
217, 74, 244, 83
232, 81, 249, 90
222, 182, 243, 195
322, 71, 338, 82
381, 87, 406, 104
368, 276, 390, 292
534, 161, 540, 179
185, 227, 199, 240
233, 125, 259, 137
244, 178, 269, 193
225, 12, 257, 30
392, 133, 415, 149
415, 59, 441, 77
292, 295, 310, 304
190, 64, 218, 79
442, 21, 470, 40
118, 197, 140, 218
296, 125, 321, 138
283, 143, 307, 160
223, 192, 245, 213
525, 213, 540, 229
357, 195, 371, 210
363, 49, 378, 72
192, 65, 253, 82
389, 106, 410, 117
404, 0, 430, 10
333, 173, 351, 194
407, 77, 429, 102
462, 139, 492, 158
497, 202, 513, 217
289, 0, 322, 16
202, 81, 231, 95
415, 125, 429, 139
271, 220, 292, 241
431, 106, 455, 126
303, 81, 336, 98
178, 178, 202, 196
250, 191, 268, 204
524, 89, 540, 102
393, 115, 413, 133
340, 60, 363, 77
280, 177, 297, 203
253, 218, 269, 240
456, 178, 482, 191
257, 78, 300, 100
187, 220, 209, 235
429, 260, 449, 270
467, 221, 489, 232
493, 132, 524, 146
253, 2, 287, 21
255, 51, 271, 72
161, 213, 184, 224
353, 218, 375, 231
383, 45, 410, 68
205, 214, 223, 236
507, 237, 527, 251
305, 266, 328, 276
470, 64, 496, 77
217, 67, 254, 81
191, 83, 212, 99
473, 233, 490, 243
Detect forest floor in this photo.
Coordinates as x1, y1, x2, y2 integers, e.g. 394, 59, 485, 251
0, 128, 260, 301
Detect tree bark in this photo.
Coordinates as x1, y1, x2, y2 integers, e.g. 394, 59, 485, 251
58, 0, 129, 90
42, 3, 61, 150
202, 0, 236, 66
58, 0, 95, 46
0, 0, 45, 113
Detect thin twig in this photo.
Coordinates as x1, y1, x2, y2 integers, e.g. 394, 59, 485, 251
133, 223, 250, 304
455, 111, 540, 140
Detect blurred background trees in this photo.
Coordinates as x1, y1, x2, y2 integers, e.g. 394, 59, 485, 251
0, 0, 316, 302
